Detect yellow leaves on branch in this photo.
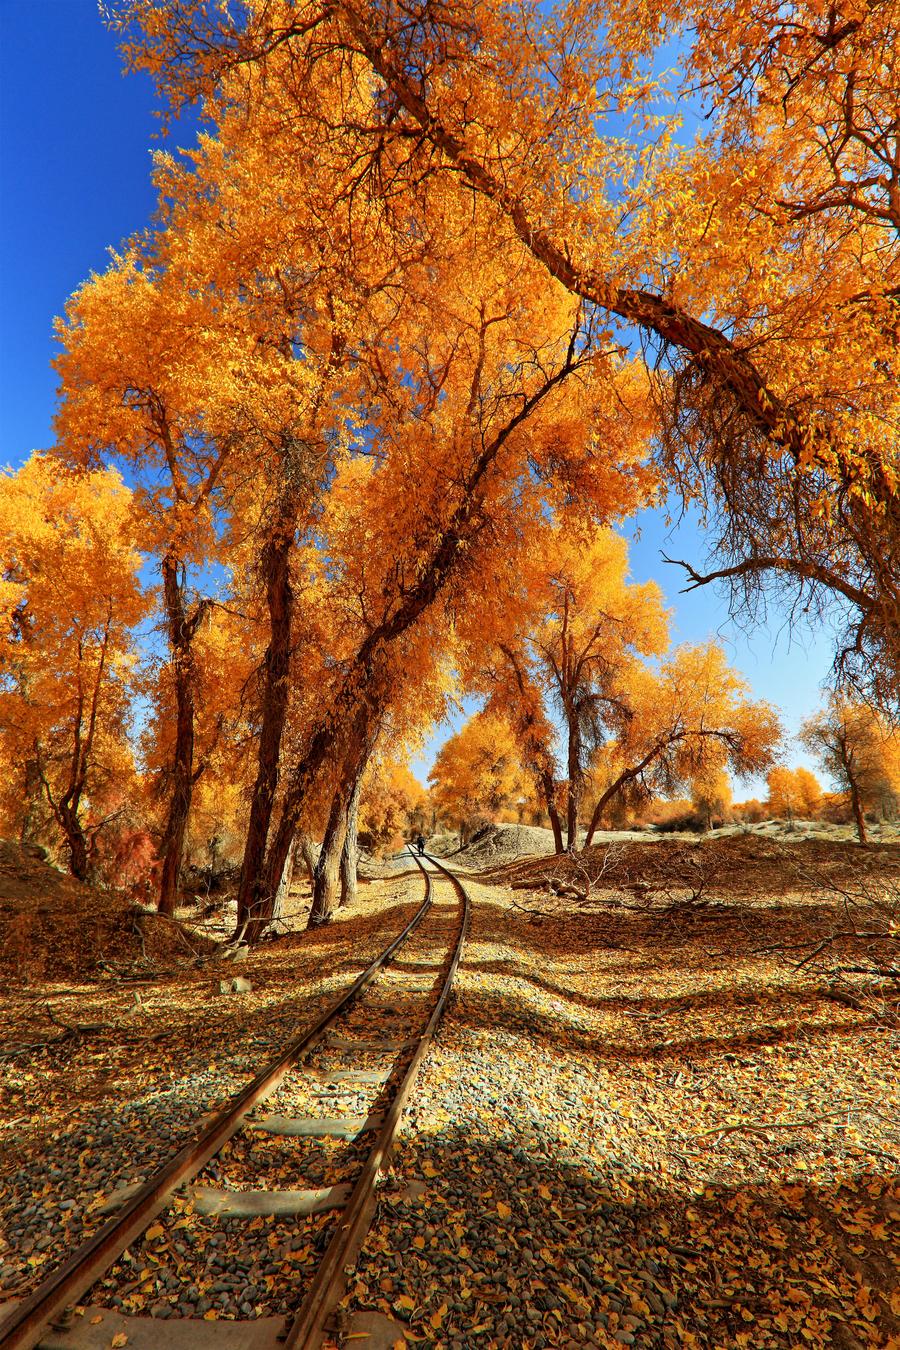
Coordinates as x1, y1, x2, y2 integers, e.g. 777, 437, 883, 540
0, 454, 149, 851
766, 766, 823, 820
429, 712, 535, 835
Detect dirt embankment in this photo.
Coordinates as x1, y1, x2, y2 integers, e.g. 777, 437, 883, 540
0, 840, 215, 982
470, 830, 900, 899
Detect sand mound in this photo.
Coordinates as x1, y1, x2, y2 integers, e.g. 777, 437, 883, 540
474, 831, 900, 898
455, 823, 558, 866
0, 840, 214, 982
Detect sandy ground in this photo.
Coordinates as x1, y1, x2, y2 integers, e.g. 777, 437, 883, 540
0, 867, 426, 1299
344, 840, 900, 1349
441, 821, 900, 872
2, 837, 898, 1349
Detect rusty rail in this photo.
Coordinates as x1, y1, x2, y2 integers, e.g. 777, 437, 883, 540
283, 852, 470, 1349
0, 870, 434, 1350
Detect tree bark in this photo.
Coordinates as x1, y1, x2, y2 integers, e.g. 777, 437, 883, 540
849, 776, 868, 844
298, 832, 317, 883
309, 790, 347, 927
339, 776, 362, 907
19, 753, 43, 845
308, 717, 377, 927
536, 763, 563, 853
58, 802, 90, 881
158, 552, 201, 917
271, 836, 297, 924
547, 798, 564, 854
565, 701, 582, 851
235, 493, 298, 933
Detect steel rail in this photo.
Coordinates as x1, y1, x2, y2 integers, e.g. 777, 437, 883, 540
0, 867, 434, 1350
283, 852, 470, 1350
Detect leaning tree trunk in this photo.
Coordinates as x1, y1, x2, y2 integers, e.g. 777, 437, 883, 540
271, 836, 298, 925
158, 553, 200, 917
58, 801, 90, 881
308, 791, 347, 928
339, 777, 363, 908
565, 709, 582, 851
849, 776, 868, 844
259, 676, 382, 934
538, 768, 564, 853
308, 716, 378, 928
260, 388, 545, 918
298, 832, 317, 883
235, 498, 297, 934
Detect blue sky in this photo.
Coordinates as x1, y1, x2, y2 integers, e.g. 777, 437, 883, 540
1, 1, 835, 792
1, 0, 165, 460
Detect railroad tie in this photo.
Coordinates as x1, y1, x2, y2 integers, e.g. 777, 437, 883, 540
307, 1068, 390, 1085
0, 859, 450, 1350
249, 1114, 383, 1139
33, 1307, 285, 1350
94, 1181, 144, 1215
189, 1183, 351, 1218
324, 1035, 416, 1052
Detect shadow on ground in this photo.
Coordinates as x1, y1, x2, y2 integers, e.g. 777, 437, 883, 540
351, 1123, 898, 1349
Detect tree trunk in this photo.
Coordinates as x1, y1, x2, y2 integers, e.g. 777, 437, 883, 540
500, 646, 564, 852
257, 683, 380, 935
58, 802, 90, 881
259, 356, 575, 918
548, 800, 564, 854
298, 832, 317, 883
235, 497, 297, 932
260, 700, 357, 922
158, 553, 200, 917
308, 790, 350, 927
271, 837, 297, 924
537, 767, 564, 853
849, 777, 868, 844
584, 740, 674, 847
565, 706, 582, 851
308, 719, 378, 927
340, 777, 362, 907
19, 754, 43, 845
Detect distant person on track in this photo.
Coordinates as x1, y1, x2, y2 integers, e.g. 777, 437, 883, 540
415, 833, 426, 856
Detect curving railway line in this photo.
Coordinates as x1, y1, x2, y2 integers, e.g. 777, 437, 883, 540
1, 851, 470, 1350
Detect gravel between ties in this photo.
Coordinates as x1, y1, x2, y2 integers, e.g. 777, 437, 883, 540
0, 874, 424, 1303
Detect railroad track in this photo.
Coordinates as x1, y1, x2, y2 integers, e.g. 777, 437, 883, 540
1, 851, 470, 1350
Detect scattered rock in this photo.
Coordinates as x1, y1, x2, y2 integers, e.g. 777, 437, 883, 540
218, 976, 252, 995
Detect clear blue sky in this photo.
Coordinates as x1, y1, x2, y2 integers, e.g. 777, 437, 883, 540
1, 1, 834, 790
1, 0, 163, 460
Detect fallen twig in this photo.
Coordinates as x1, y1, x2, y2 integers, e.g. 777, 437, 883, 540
695, 1108, 863, 1139
44, 1004, 111, 1034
